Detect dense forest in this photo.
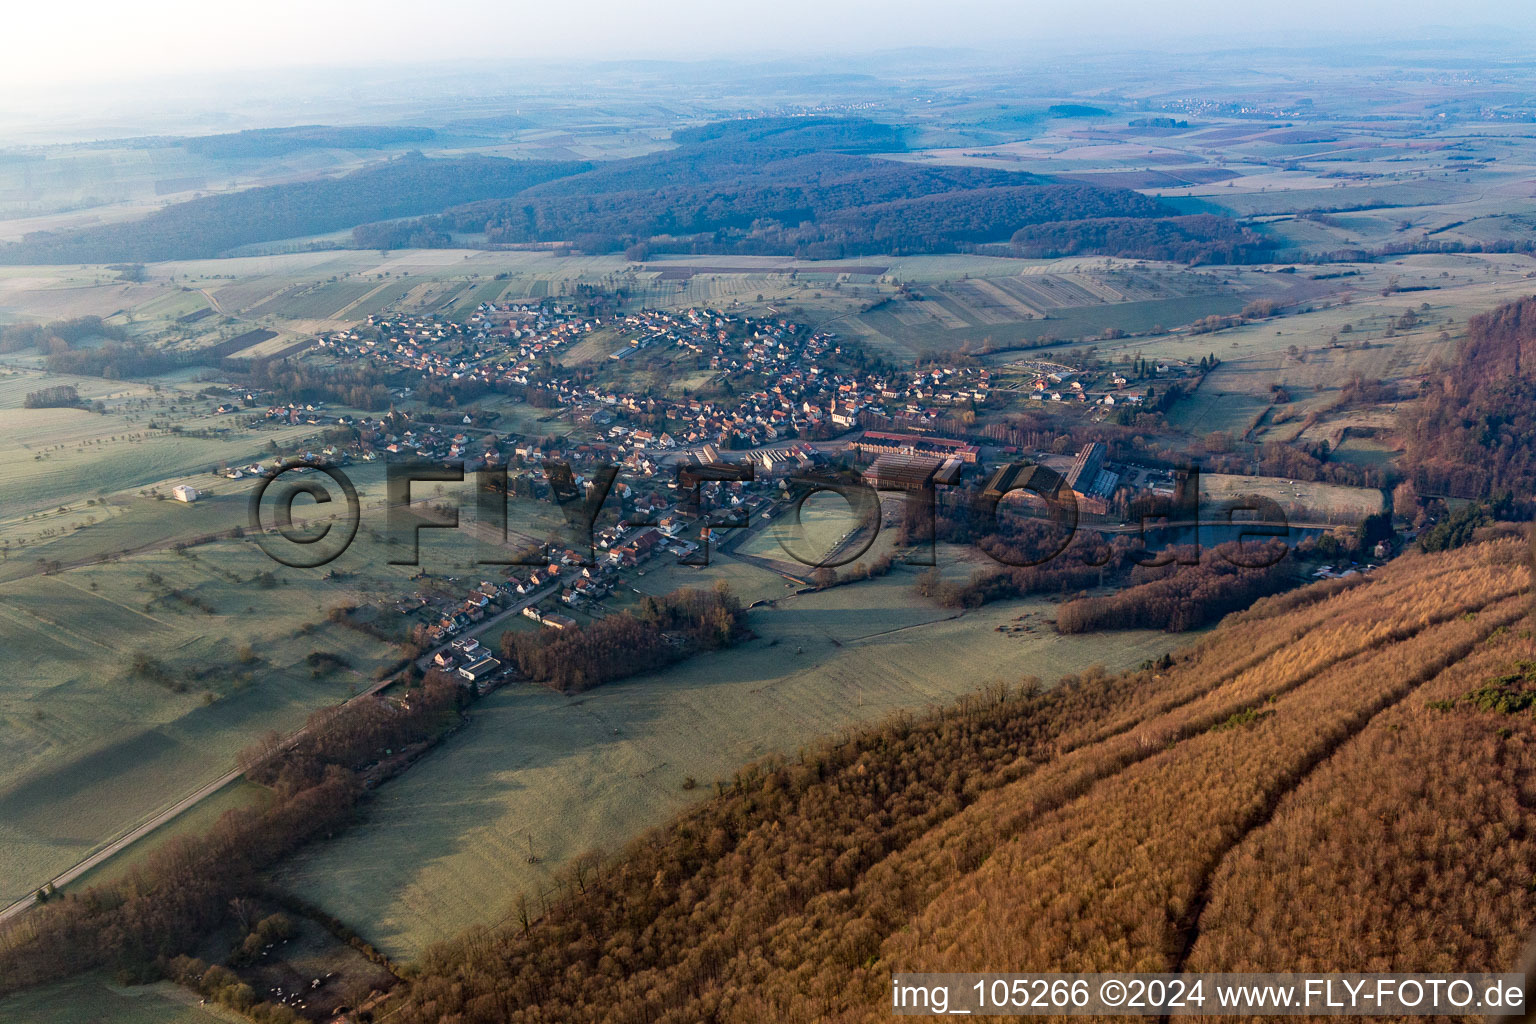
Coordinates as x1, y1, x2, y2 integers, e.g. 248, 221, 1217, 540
1008, 212, 1277, 264
0, 155, 586, 263
0, 116, 1266, 265
1400, 296, 1536, 502
454, 160, 1157, 258
1054, 540, 1295, 632
363, 118, 1258, 260
367, 538, 1536, 1023
502, 584, 747, 692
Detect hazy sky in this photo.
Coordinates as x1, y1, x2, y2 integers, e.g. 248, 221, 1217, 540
6, 0, 1534, 90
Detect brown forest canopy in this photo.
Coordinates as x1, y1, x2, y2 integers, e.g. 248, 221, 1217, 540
503, 585, 747, 693
1400, 296, 1536, 501
375, 538, 1536, 1024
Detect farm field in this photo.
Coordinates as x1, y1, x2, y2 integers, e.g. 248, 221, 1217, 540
0, 200, 187, 246
845, 260, 1275, 359
0, 974, 239, 1024
65, 779, 271, 893
0, 429, 591, 910
912, 111, 1536, 266
244, 279, 377, 320
0, 539, 406, 906
0, 364, 328, 518
276, 568, 1177, 959
0, 250, 892, 337
1163, 385, 1270, 438
1172, 179, 1480, 219
1330, 434, 1400, 468
1103, 253, 1536, 450
631, 550, 805, 606
0, 456, 512, 888
0, 248, 1425, 364
0, 130, 462, 225
555, 326, 630, 365
855, 293, 1258, 359
1201, 472, 1384, 524
0, 272, 168, 323
3, 249, 1232, 355
1138, 257, 1536, 360
733, 493, 874, 571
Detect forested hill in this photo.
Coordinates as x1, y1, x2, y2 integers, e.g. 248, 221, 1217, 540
382, 537, 1536, 1023
361, 117, 1272, 261
419, 154, 1169, 257
668, 115, 910, 154
0, 154, 587, 264
0, 116, 1273, 264
1401, 295, 1536, 501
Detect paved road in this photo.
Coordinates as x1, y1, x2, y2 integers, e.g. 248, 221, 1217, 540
0, 573, 571, 927
413, 579, 562, 672
0, 670, 401, 928
0, 770, 246, 927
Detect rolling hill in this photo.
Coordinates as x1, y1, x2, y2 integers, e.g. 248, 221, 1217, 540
381, 534, 1536, 1023
0, 117, 1271, 265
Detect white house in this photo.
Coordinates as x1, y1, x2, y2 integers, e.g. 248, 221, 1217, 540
172, 485, 200, 503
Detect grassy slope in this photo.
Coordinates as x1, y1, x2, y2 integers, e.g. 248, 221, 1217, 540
376, 536, 1536, 1023
0, 465, 449, 903
0, 974, 240, 1024
276, 563, 1175, 959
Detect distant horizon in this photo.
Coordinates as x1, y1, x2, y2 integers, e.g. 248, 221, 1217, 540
8, 1, 1536, 96
5, 23, 1536, 145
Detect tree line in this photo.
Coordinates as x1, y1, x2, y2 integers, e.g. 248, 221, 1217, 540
904, 499, 1141, 609
351, 116, 1266, 262
1399, 296, 1536, 505
1, 316, 128, 354
502, 584, 747, 693
0, 674, 463, 998
1055, 539, 1294, 633
181, 124, 437, 160
22, 384, 82, 409
1008, 213, 1277, 265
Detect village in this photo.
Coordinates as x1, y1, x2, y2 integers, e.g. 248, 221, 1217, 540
190, 298, 1296, 703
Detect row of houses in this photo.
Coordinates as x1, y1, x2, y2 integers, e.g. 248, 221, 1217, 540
320, 303, 992, 458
